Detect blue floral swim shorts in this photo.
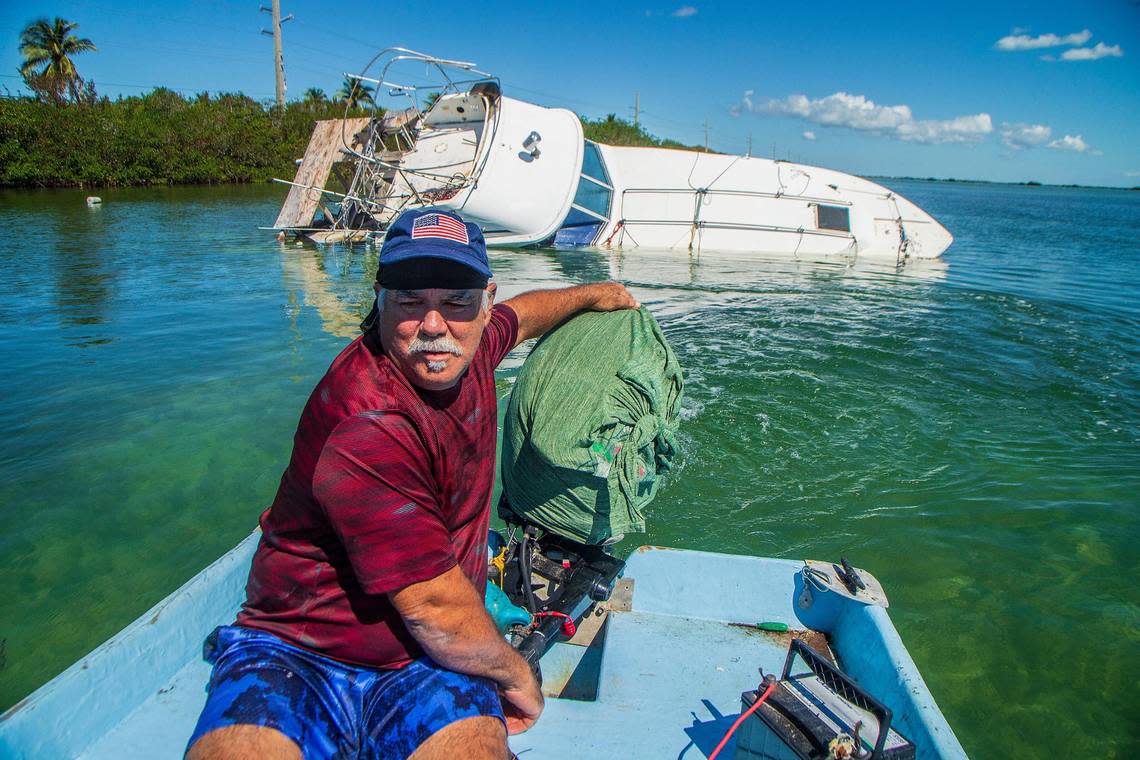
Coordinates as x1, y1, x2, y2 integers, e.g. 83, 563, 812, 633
186, 625, 505, 759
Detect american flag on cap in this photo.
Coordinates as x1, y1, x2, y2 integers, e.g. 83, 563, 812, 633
411, 213, 470, 245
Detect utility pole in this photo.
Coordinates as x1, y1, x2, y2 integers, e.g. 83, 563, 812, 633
703, 118, 709, 152
631, 92, 640, 128
260, 0, 292, 110
747, 133, 752, 158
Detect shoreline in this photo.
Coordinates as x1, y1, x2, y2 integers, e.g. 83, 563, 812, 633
4, 176, 1136, 192
871, 175, 1139, 192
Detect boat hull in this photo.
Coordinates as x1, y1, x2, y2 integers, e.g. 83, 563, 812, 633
0, 536, 968, 759
591, 146, 952, 260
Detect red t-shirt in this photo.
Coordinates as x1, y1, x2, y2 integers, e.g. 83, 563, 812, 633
236, 304, 519, 668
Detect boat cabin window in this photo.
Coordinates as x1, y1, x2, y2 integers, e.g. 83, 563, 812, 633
573, 177, 612, 218
581, 141, 611, 185
816, 204, 850, 232
569, 141, 613, 221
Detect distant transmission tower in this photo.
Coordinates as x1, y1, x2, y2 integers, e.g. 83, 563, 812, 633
260, 0, 293, 109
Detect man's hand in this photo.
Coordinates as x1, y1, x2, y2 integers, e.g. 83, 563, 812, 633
499, 670, 544, 734
504, 281, 641, 346
582, 281, 639, 312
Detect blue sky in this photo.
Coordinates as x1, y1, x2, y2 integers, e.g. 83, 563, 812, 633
4, 0, 1138, 186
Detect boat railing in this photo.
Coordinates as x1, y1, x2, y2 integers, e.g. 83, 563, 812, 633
620, 187, 854, 206
618, 218, 854, 238
325, 48, 501, 234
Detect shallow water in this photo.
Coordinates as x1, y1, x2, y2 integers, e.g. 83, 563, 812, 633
0, 181, 1137, 757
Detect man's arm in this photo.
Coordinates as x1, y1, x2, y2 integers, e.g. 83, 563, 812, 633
502, 281, 638, 347
389, 566, 543, 734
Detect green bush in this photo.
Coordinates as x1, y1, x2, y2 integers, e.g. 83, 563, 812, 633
580, 113, 704, 152
0, 94, 704, 188
0, 91, 371, 188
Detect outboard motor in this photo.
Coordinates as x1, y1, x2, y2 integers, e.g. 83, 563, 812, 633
491, 508, 625, 672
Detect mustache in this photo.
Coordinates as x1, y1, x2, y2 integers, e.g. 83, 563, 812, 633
409, 336, 462, 356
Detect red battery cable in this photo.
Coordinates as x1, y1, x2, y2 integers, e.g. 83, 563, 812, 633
707, 679, 778, 760
532, 611, 577, 637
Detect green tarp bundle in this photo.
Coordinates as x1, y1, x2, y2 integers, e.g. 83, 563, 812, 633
500, 307, 684, 544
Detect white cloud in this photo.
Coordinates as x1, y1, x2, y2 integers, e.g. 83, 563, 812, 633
995, 29, 1091, 51
729, 89, 752, 117
1126, 170, 1140, 178
896, 114, 994, 144
1000, 122, 1052, 149
802, 131, 816, 141
1047, 134, 1092, 152
743, 91, 992, 144
1060, 42, 1124, 61
672, 5, 698, 17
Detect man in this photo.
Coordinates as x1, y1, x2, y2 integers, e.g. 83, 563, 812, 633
186, 208, 638, 760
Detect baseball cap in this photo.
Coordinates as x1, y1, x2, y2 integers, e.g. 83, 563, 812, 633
377, 207, 492, 289
360, 208, 492, 332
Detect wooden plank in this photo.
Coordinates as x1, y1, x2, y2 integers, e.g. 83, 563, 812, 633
273, 117, 371, 229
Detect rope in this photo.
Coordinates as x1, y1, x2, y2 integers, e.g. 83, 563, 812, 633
603, 219, 625, 247
490, 545, 508, 587
886, 193, 909, 266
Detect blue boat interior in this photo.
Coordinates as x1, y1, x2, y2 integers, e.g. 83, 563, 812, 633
0, 534, 968, 759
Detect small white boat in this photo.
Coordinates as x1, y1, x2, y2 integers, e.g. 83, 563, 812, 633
272, 48, 952, 263
0, 530, 968, 758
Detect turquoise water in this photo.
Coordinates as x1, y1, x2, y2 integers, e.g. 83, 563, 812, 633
1, 182, 1137, 757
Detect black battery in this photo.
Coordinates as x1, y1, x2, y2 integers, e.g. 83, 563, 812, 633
734, 640, 915, 759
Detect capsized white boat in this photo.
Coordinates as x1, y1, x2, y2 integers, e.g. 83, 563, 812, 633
271, 48, 952, 263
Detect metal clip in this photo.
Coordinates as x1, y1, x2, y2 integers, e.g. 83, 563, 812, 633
798, 582, 813, 609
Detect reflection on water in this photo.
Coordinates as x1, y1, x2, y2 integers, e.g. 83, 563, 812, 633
0, 182, 1137, 759
49, 198, 117, 344
273, 241, 951, 339
278, 244, 376, 339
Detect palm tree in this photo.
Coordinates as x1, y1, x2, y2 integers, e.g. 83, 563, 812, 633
302, 87, 327, 104
19, 17, 97, 104
335, 77, 374, 110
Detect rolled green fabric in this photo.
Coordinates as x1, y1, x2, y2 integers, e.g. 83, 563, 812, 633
500, 307, 684, 544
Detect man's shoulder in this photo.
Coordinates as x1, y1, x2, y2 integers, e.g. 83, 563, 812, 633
476, 303, 519, 370
489, 303, 518, 338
